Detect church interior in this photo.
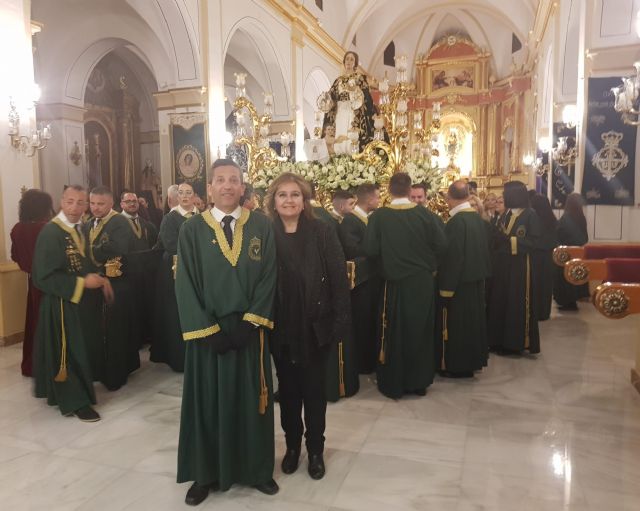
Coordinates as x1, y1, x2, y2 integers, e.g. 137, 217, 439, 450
0, 0, 640, 509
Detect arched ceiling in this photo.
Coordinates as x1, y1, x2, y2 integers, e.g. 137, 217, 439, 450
326, 0, 540, 80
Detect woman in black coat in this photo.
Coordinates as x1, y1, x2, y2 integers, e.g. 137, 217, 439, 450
265, 172, 350, 482
554, 192, 590, 310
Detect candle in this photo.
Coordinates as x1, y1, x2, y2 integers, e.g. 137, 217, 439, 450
42, 125, 51, 139
234, 73, 247, 87
396, 99, 408, 113
280, 132, 291, 146
235, 111, 246, 127
379, 78, 389, 94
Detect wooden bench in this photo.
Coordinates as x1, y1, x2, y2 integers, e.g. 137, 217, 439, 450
553, 244, 640, 267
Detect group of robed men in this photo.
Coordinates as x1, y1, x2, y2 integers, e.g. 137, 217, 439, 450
31, 158, 540, 505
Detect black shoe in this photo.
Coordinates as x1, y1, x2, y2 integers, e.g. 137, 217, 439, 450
308, 453, 325, 480
73, 406, 100, 422
185, 482, 212, 506
281, 448, 300, 474
254, 478, 279, 495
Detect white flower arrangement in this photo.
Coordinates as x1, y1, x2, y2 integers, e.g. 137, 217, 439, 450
401, 158, 444, 194
252, 155, 385, 192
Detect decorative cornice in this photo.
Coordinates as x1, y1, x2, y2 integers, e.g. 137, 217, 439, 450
169, 112, 207, 130
153, 87, 207, 110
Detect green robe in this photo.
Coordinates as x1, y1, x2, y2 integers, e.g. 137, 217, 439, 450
533, 227, 557, 320
33, 219, 96, 415
488, 208, 541, 353
175, 209, 276, 489
364, 202, 446, 399
150, 210, 190, 371
121, 214, 161, 347
313, 203, 358, 400
553, 214, 589, 306
338, 211, 380, 375
437, 210, 491, 373
85, 211, 139, 389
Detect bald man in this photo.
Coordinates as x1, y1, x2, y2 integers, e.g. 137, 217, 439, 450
437, 180, 491, 377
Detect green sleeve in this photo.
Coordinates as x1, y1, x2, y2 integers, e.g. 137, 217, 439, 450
429, 211, 448, 259
159, 213, 181, 255
175, 221, 220, 340
242, 219, 277, 329
363, 211, 381, 258
438, 219, 465, 297
93, 216, 133, 263
338, 216, 365, 260
32, 226, 85, 304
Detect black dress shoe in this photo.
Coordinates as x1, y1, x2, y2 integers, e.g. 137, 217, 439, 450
185, 482, 211, 506
281, 448, 300, 474
73, 406, 101, 422
254, 478, 279, 495
308, 453, 325, 480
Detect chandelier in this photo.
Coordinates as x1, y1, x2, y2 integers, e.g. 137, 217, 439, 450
8, 97, 52, 157
611, 62, 640, 126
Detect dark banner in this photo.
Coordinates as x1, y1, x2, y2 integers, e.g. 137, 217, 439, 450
550, 123, 576, 208
583, 77, 636, 205
170, 115, 208, 199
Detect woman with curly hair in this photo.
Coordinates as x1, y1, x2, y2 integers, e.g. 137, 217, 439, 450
10, 189, 54, 376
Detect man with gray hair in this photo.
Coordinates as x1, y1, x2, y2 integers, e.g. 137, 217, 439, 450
166, 184, 179, 213
437, 180, 491, 377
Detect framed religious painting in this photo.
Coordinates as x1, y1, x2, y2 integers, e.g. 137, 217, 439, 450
169, 113, 209, 200
430, 65, 476, 92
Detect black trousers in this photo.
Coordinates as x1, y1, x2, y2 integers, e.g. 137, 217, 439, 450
273, 347, 329, 455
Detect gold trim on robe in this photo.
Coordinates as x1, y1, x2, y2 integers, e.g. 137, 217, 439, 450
71, 277, 85, 304
201, 209, 250, 267
243, 313, 274, 330
89, 210, 119, 267
183, 323, 221, 341
387, 203, 417, 210
51, 218, 85, 257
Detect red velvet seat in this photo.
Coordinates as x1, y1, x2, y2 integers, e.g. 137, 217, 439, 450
605, 258, 640, 283
584, 244, 640, 260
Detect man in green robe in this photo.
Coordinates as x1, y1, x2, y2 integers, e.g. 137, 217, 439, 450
364, 173, 446, 399
338, 183, 381, 375
120, 191, 160, 347
86, 186, 139, 390
437, 181, 491, 377
175, 159, 278, 506
150, 182, 197, 372
33, 185, 111, 422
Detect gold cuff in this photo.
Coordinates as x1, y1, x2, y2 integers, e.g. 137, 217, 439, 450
71, 277, 85, 304
439, 290, 454, 298
510, 236, 518, 256
183, 323, 221, 341
243, 313, 274, 330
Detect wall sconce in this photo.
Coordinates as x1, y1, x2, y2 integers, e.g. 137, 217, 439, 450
8, 97, 52, 157
611, 62, 640, 126
69, 140, 82, 165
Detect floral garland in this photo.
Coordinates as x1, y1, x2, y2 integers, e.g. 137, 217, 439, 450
251, 155, 443, 194
252, 155, 385, 192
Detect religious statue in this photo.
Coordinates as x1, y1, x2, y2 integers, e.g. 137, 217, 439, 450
141, 159, 162, 208
322, 51, 376, 152
87, 132, 103, 189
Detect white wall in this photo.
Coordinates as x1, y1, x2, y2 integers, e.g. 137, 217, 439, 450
0, 0, 38, 261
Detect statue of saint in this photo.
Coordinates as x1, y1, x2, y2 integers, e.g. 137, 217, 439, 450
322, 51, 376, 152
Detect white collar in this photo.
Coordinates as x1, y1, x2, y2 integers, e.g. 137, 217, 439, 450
56, 210, 82, 229
211, 205, 242, 223
450, 201, 472, 217
510, 208, 523, 215
121, 211, 138, 220
354, 205, 369, 218
172, 205, 196, 217
390, 197, 411, 205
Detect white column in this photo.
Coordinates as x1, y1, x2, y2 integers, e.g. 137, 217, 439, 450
291, 23, 305, 161
574, 0, 592, 194
205, 0, 227, 160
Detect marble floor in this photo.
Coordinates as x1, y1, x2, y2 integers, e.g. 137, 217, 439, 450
1, 305, 640, 510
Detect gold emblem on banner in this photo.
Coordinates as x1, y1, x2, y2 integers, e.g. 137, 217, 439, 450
592, 131, 629, 181
249, 237, 261, 261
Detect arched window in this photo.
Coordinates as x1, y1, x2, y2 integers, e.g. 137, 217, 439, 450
384, 41, 395, 67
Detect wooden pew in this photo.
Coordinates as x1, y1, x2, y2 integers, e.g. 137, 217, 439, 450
564, 257, 640, 286
553, 243, 640, 267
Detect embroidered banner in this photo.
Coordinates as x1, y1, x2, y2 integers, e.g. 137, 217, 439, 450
583, 77, 636, 205
170, 113, 208, 200
550, 123, 576, 209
